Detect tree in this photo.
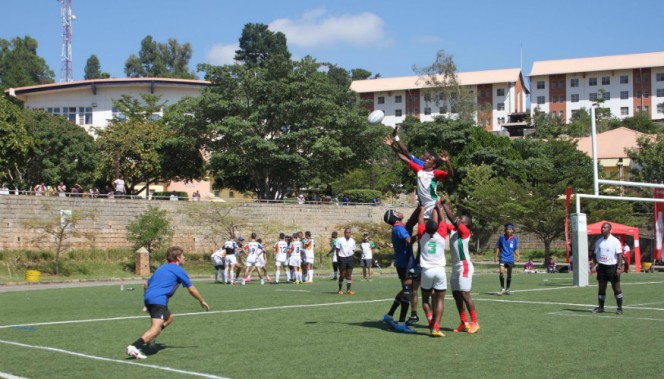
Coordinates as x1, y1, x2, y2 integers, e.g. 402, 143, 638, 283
626, 133, 664, 183
83, 54, 110, 79
124, 36, 195, 79
0, 96, 31, 186
619, 111, 662, 134
11, 108, 99, 190
413, 49, 476, 122
234, 23, 291, 67
0, 36, 54, 89
23, 208, 96, 275
350, 68, 373, 81
126, 206, 172, 253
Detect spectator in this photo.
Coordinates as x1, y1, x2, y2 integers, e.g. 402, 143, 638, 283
113, 175, 126, 198
371, 197, 381, 206
342, 195, 350, 205
297, 192, 305, 205
547, 256, 557, 273
524, 258, 538, 274
57, 181, 67, 197
622, 242, 631, 273
0, 184, 9, 195
34, 182, 46, 196
71, 183, 83, 198
170, 191, 179, 201
192, 190, 201, 202
89, 186, 100, 198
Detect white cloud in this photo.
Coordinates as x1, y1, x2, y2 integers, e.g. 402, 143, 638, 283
205, 43, 239, 65
269, 9, 387, 48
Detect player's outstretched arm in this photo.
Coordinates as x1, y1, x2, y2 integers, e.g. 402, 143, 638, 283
440, 150, 454, 179
187, 285, 209, 311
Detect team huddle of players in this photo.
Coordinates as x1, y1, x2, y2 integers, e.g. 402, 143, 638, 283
210, 231, 316, 285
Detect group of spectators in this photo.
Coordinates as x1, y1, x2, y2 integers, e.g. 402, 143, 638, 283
29, 175, 126, 198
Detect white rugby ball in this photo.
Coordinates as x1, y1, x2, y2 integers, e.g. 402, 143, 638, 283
367, 110, 385, 124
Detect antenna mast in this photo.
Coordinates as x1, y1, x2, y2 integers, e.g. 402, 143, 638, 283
59, 0, 75, 82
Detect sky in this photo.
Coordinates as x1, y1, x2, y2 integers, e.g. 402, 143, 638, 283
2, 0, 663, 84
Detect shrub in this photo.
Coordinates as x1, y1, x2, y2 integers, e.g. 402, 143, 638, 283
126, 206, 173, 253
152, 191, 188, 201
342, 190, 382, 203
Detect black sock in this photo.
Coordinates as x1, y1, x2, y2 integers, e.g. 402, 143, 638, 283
132, 338, 145, 349
598, 294, 606, 308
499, 276, 505, 288
410, 310, 417, 317
338, 278, 343, 291
346, 281, 352, 291
506, 276, 512, 289
388, 299, 400, 316
616, 292, 623, 308
399, 302, 410, 323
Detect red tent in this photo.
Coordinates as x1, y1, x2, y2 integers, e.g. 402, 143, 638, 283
587, 220, 641, 272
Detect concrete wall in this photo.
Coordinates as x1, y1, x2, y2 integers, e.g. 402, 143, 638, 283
0, 195, 387, 254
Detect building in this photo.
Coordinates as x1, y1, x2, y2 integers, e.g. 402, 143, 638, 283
350, 68, 529, 132
5, 78, 214, 199
529, 51, 664, 123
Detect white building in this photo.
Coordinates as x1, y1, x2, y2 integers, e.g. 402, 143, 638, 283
6, 77, 209, 134
529, 51, 664, 122
350, 68, 529, 132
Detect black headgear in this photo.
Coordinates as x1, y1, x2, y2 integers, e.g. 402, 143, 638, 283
384, 210, 399, 225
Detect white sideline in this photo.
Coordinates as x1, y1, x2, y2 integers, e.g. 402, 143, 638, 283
547, 311, 664, 322
0, 299, 393, 330
0, 371, 29, 379
0, 339, 229, 379
475, 298, 664, 312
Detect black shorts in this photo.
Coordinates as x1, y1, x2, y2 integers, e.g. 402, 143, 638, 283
397, 267, 408, 280
145, 304, 171, 320
214, 264, 224, 269
596, 264, 620, 283
361, 259, 373, 268
499, 261, 515, 269
338, 256, 355, 270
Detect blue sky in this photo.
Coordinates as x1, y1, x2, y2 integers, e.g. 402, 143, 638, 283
3, 0, 663, 83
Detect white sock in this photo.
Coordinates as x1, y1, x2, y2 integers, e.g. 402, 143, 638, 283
308, 270, 314, 281
276, 271, 280, 283
286, 270, 291, 281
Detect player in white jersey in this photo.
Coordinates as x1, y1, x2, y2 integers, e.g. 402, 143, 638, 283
289, 233, 303, 283
210, 246, 226, 283
441, 197, 479, 334
242, 233, 264, 284
592, 223, 624, 314
416, 204, 448, 337
326, 231, 339, 280
360, 233, 376, 281
303, 231, 316, 283
223, 236, 242, 284
255, 238, 270, 284
274, 233, 289, 284
335, 228, 357, 295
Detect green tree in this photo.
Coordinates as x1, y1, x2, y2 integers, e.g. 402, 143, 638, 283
124, 36, 195, 79
626, 133, 664, 183
619, 111, 662, 133
0, 96, 31, 186
234, 23, 291, 67
83, 54, 110, 79
0, 36, 54, 89
126, 206, 172, 253
350, 68, 373, 81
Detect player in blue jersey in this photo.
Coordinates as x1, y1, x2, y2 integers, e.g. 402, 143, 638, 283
126, 246, 209, 359
495, 223, 521, 295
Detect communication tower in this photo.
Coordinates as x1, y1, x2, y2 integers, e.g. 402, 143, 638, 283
59, 0, 75, 82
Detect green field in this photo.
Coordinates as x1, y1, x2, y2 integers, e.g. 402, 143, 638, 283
0, 271, 662, 379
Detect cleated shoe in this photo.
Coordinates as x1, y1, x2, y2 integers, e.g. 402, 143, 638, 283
346, 290, 355, 295
616, 308, 623, 315
406, 315, 419, 326
127, 345, 147, 359
592, 307, 605, 313
430, 329, 445, 337
394, 324, 416, 334
338, 290, 344, 295
382, 314, 397, 329
453, 322, 468, 333
466, 322, 481, 334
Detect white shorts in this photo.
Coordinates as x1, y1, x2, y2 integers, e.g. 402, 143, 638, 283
305, 255, 314, 264
421, 266, 447, 291
245, 254, 257, 265
451, 265, 474, 292
276, 253, 287, 264
289, 255, 301, 267
225, 255, 237, 266
275, 261, 287, 267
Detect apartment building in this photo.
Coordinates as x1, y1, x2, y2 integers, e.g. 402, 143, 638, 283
350, 68, 529, 131
529, 51, 664, 123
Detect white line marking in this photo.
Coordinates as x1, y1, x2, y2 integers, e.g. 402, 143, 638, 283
0, 371, 29, 379
0, 339, 229, 379
0, 299, 392, 330
507, 286, 572, 293
547, 311, 664, 322
475, 298, 664, 311
274, 289, 311, 292
630, 301, 664, 306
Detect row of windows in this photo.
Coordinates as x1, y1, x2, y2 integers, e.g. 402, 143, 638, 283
377, 88, 507, 105
44, 107, 93, 125
538, 88, 664, 104
538, 73, 664, 90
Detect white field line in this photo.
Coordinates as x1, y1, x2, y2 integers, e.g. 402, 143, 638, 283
547, 311, 664, 323
0, 339, 229, 379
0, 371, 29, 379
630, 301, 664, 306
0, 299, 393, 330
274, 289, 311, 292
475, 298, 664, 312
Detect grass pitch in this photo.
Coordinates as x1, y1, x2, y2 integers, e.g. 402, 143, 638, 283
0, 271, 662, 379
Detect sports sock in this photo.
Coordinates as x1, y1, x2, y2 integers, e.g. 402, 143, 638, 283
459, 311, 468, 323
470, 310, 477, 323
426, 312, 433, 325
132, 338, 145, 349
616, 292, 623, 308
398, 302, 410, 322
214, 270, 218, 282
346, 280, 352, 291
338, 277, 343, 291
221, 271, 226, 282
309, 270, 314, 281
506, 276, 512, 289
432, 322, 440, 331
276, 271, 280, 283
410, 310, 418, 317
389, 299, 400, 316
499, 276, 505, 289
598, 293, 606, 308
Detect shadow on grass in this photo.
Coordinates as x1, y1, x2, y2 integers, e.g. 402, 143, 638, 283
563, 308, 594, 313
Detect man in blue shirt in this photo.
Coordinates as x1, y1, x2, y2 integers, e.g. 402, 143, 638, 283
382, 209, 416, 333
127, 246, 209, 359
495, 223, 521, 295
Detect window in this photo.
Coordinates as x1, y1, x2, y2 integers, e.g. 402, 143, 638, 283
657, 89, 664, 97
62, 107, 76, 122
644, 90, 650, 98
537, 81, 545, 89
589, 77, 597, 86
497, 102, 505, 111
112, 107, 126, 120
497, 88, 505, 96
589, 93, 597, 101
603, 92, 611, 100
571, 110, 579, 117
657, 73, 664, 82
559, 111, 564, 118
78, 107, 92, 125
570, 78, 579, 87
621, 107, 629, 115
439, 107, 446, 114
602, 76, 610, 85
637, 106, 642, 112
47, 107, 61, 115
645, 106, 649, 113
620, 75, 629, 84
571, 94, 579, 102
636, 90, 642, 98
635, 75, 641, 84
395, 109, 402, 117
621, 91, 629, 99
552, 96, 558, 103
551, 81, 558, 89
395, 95, 402, 103
658, 103, 664, 113
537, 96, 545, 104
377, 96, 385, 104
424, 107, 431, 115
497, 117, 506, 125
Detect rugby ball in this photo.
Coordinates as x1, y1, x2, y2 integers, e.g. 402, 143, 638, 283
368, 110, 385, 124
